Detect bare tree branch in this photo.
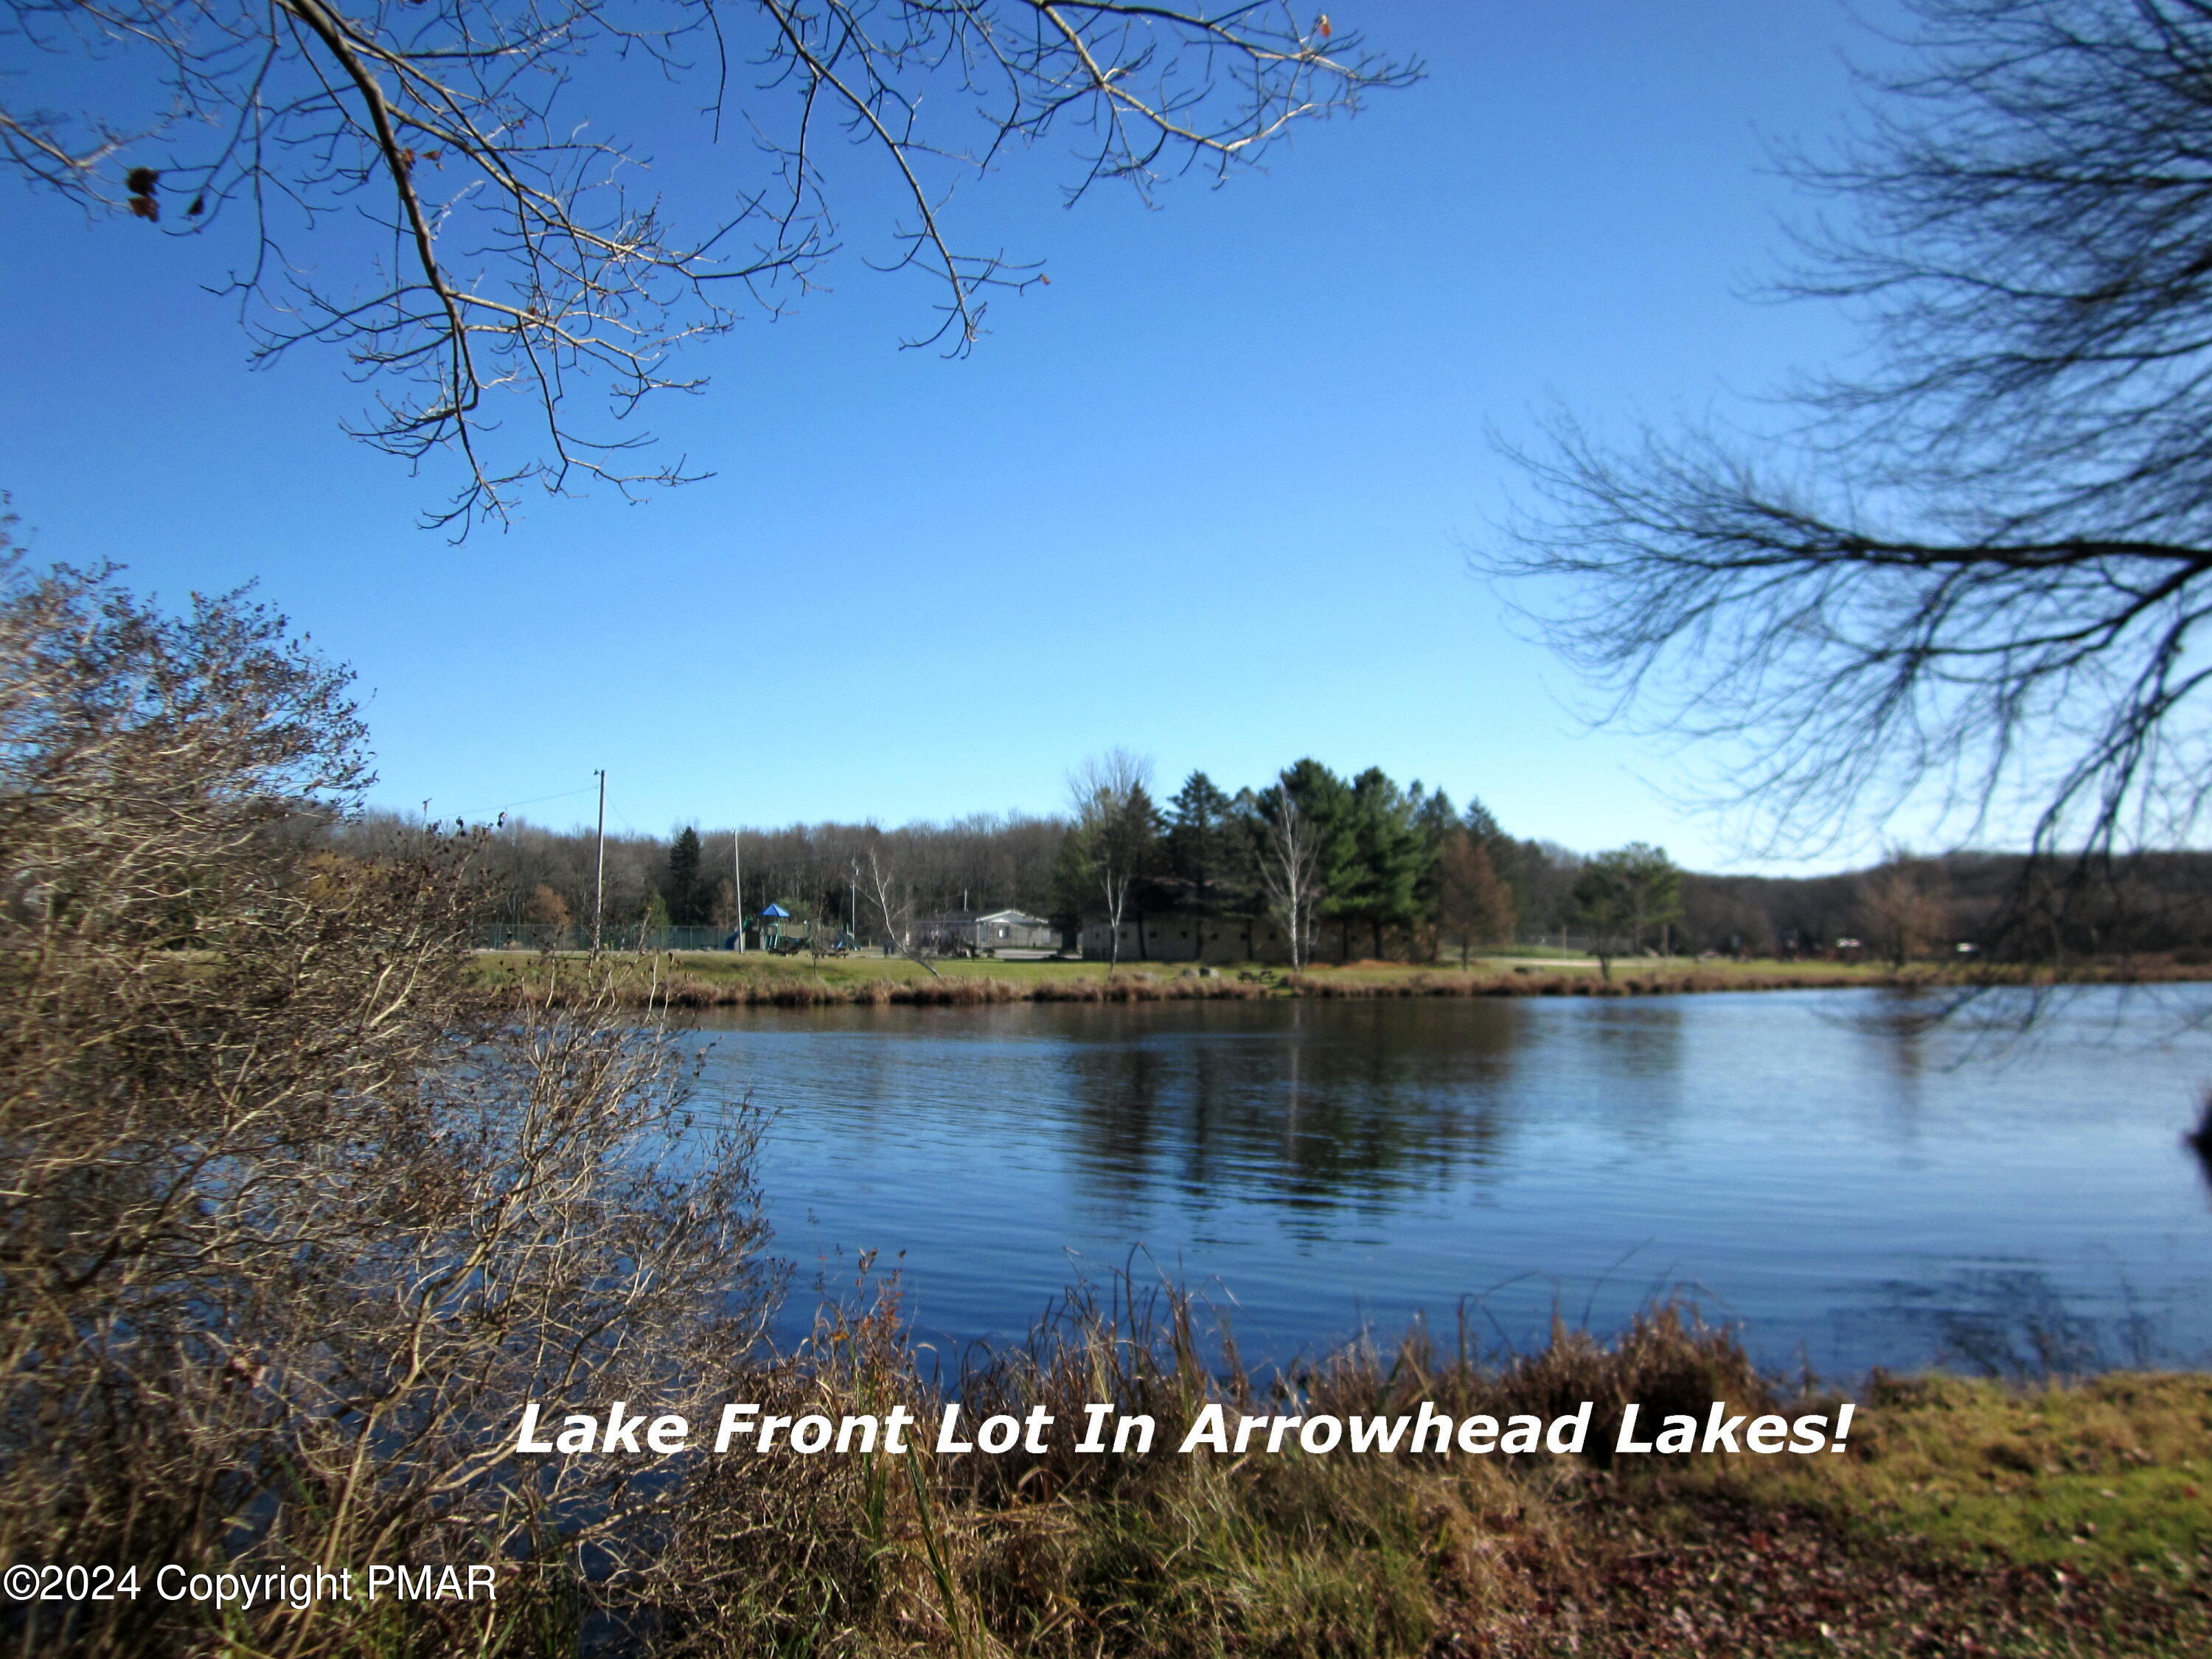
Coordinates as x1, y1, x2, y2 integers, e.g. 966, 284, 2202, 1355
1482, 3, 2212, 957
3, 0, 1416, 532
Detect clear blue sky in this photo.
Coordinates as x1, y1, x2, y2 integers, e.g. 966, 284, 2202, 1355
1, 1, 1905, 867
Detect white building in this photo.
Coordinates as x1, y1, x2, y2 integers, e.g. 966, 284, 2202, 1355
913, 908, 1060, 954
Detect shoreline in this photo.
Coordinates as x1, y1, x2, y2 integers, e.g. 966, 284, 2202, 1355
476, 951, 2212, 1010
597, 1295, 2212, 1656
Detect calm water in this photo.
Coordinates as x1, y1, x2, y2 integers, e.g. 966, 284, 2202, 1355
690, 987, 2212, 1377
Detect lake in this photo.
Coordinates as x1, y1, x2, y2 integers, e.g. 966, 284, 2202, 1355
690, 986, 2212, 1378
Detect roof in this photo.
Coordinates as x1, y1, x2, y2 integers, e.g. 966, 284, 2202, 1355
758, 902, 790, 919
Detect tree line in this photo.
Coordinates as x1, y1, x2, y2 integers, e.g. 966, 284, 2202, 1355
332, 811, 1067, 948
346, 752, 2210, 967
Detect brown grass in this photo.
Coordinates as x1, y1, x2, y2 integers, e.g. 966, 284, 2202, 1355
635, 1285, 2212, 1658
640, 970, 1280, 1008
504, 959, 1919, 1012
488, 949, 2212, 1015
1281, 967, 1895, 998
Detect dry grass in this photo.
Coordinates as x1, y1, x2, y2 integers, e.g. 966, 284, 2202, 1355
630, 1286, 2212, 1659
1282, 967, 1897, 998
483, 954, 1920, 1012
479, 948, 2212, 1014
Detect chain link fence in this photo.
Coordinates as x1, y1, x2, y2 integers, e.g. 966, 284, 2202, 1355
475, 924, 736, 952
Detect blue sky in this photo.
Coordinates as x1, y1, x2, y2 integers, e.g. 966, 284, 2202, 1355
1, 1, 1906, 867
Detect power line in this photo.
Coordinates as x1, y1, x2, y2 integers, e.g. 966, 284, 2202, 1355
442, 782, 601, 824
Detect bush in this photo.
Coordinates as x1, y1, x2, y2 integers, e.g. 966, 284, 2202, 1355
0, 552, 773, 1655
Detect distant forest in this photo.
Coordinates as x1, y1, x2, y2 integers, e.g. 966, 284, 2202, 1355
330, 758, 2212, 961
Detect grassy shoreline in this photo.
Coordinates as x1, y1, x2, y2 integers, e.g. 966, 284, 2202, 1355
476, 949, 2212, 1010
442, 955, 2212, 1653
634, 1296, 2212, 1658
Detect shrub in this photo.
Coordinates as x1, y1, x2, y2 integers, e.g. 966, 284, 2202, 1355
0, 554, 773, 1655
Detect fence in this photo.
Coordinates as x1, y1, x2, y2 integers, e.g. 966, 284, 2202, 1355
475, 924, 736, 953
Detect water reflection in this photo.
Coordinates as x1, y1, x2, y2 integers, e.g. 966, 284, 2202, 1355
2187, 1114, 2212, 1208
691, 987, 2212, 1372
1054, 1002, 1523, 1218
1846, 1265, 2180, 1377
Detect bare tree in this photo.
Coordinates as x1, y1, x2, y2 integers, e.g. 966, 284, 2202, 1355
1485, 1, 2212, 956
0, 545, 773, 1653
524, 880, 573, 933
1064, 745, 1158, 975
1432, 827, 1514, 969
1253, 778, 1321, 970
860, 844, 938, 978
4, 1, 1414, 531
1859, 853, 1952, 968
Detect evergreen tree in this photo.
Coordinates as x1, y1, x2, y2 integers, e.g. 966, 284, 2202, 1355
1340, 768, 1429, 959
1408, 782, 1458, 956
1410, 782, 1458, 847
1049, 830, 1093, 924
1568, 843, 1683, 981
1166, 771, 1237, 951
664, 827, 709, 925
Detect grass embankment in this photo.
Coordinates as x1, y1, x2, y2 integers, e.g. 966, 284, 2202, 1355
476, 949, 2212, 1010
481, 950, 1933, 1009
639, 1298, 2212, 1658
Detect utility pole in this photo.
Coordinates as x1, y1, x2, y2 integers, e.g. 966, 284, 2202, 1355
591, 769, 607, 955
732, 826, 745, 953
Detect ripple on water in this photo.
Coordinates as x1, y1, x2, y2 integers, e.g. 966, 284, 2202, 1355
683, 986, 2212, 1375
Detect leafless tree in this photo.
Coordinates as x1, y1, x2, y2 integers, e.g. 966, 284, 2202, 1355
427, 807, 1068, 940
1065, 745, 1156, 975
1858, 852, 1952, 968
0, 543, 773, 1653
860, 844, 937, 976
1253, 777, 1319, 970
4, 1, 1414, 531
1431, 827, 1514, 969
1484, 1, 2212, 958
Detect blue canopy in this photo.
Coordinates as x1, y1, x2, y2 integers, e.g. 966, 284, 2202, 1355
759, 903, 790, 919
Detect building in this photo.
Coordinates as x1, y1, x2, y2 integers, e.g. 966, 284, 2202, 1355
911, 908, 1059, 955
1074, 908, 1413, 964
1077, 909, 1302, 964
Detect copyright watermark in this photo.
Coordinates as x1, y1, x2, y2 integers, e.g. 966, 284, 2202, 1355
4, 1562, 498, 1607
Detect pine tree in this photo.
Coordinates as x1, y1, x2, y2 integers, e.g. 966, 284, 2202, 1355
1341, 768, 1429, 959
1166, 771, 1237, 953
1462, 796, 1505, 849
665, 827, 708, 926
1568, 843, 1683, 981
1411, 783, 1458, 848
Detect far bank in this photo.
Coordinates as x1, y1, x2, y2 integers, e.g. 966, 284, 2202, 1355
477, 950, 2212, 1009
